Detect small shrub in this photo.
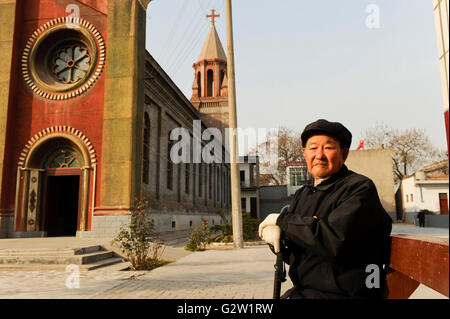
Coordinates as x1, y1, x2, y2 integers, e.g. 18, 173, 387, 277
185, 220, 212, 251
210, 209, 233, 242
242, 213, 260, 241
209, 210, 261, 242
112, 198, 167, 271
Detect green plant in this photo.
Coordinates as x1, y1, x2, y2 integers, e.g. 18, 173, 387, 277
112, 198, 168, 271
210, 209, 233, 243
419, 209, 434, 215
242, 213, 260, 240
184, 220, 212, 251
210, 210, 261, 242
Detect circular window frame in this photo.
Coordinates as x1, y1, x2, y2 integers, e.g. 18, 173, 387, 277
47, 39, 93, 86
22, 17, 105, 100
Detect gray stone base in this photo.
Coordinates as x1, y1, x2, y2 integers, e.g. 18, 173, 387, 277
9, 231, 47, 238
0, 212, 232, 239
0, 216, 13, 238
405, 212, 449, 228
78, 212, 230, 238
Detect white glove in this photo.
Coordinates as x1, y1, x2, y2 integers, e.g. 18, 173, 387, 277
261, 225, 281, 253
258, 213, 280, 238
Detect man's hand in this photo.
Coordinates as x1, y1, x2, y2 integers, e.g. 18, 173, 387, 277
258, 213, 280, 238
261, 225, 281, 253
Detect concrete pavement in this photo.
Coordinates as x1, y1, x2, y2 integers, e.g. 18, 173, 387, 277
390, 223, 448, 238
92, 246, 293, 299
0, 245, 293, 299
0, 223, 447, 299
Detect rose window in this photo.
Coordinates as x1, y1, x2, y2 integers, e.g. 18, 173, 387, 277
51, 44, 91, 85
21, 17, 105, 100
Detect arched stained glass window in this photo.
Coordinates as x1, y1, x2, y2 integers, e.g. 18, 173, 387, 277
44, 147, 81, 169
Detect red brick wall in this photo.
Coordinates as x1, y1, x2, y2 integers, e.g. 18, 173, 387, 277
1, 0, 107, 227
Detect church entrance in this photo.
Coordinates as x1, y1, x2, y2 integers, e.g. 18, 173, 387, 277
42, 173, 80, 237
14, 130, 95, 237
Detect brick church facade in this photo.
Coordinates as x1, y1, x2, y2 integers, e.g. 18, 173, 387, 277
0, 0, 231, 238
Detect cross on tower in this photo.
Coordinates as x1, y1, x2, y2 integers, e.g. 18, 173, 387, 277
206, 9, 220, 25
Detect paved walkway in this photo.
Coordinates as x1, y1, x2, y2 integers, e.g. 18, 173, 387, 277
391, 223, 448, 238
93, 246, 293, 299
0, 245, 293, 299
0, 223, 447, 299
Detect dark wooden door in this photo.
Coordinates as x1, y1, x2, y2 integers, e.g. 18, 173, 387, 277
42, 175, 80, 236
439, 193, 449, 215
250, 197, 257, 219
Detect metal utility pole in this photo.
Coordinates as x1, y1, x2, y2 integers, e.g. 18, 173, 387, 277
225, 0, 244, 249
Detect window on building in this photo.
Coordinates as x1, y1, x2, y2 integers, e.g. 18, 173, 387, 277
289, 166, 311, 186
222, 171, 226, 204
167, 133, 173, 190
241, 198, 246, 212
219, 70, 225, 96
197, 72, 201, 96
207, 69, 214, 96
410, 194, 413, 202
185, 163, 190, 194
143, 112, 150, 184
209, 165, 212, 199
240, 170, 245, 183
199, 163, 203, 197
216, 166, 220, 201
406, 195, 409, 203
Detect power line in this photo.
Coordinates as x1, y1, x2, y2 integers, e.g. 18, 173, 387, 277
159, 0, 189, 66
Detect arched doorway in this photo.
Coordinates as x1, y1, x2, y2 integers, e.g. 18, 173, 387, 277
15, 128, 96, 237
40, 146, 83, 236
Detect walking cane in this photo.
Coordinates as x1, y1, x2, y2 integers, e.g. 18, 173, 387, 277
269, 243, 286, 299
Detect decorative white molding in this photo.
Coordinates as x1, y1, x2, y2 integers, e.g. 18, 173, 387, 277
18, 126, 97, 168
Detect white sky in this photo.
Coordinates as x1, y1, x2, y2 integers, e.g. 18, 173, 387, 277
146, 0, 447, 151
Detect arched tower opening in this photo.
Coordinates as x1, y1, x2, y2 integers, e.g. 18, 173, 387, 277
207, 69, 214, 97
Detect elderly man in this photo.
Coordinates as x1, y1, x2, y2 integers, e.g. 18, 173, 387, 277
259, 119, 392, 299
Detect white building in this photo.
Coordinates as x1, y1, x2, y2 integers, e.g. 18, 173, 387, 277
286, 161, 313, 196
239, 156, 260, 219
401, 161, 449, 215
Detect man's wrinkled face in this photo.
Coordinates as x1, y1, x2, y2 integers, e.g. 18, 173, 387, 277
303, 135, 349, 180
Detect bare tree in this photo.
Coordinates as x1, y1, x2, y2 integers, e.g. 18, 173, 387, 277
258, 126, 305, 186
362, 123, 447, 183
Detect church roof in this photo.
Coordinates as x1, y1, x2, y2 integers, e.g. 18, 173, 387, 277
197, 23, 227, 62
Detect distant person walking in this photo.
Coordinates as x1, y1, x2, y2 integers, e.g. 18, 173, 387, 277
417, 211, 426, 228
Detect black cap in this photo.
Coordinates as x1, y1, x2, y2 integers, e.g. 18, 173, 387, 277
301, 119, 352, 148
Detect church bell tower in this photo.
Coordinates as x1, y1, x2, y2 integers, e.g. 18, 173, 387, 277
190, 9, 229, 134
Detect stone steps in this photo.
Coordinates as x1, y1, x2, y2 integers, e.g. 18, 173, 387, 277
0, 245, 102, 256
0, 245, 123, 270
0, 257, 126, 271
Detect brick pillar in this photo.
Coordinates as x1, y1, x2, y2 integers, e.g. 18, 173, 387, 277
99, 0, 147, 212
0, 0, 16, 211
